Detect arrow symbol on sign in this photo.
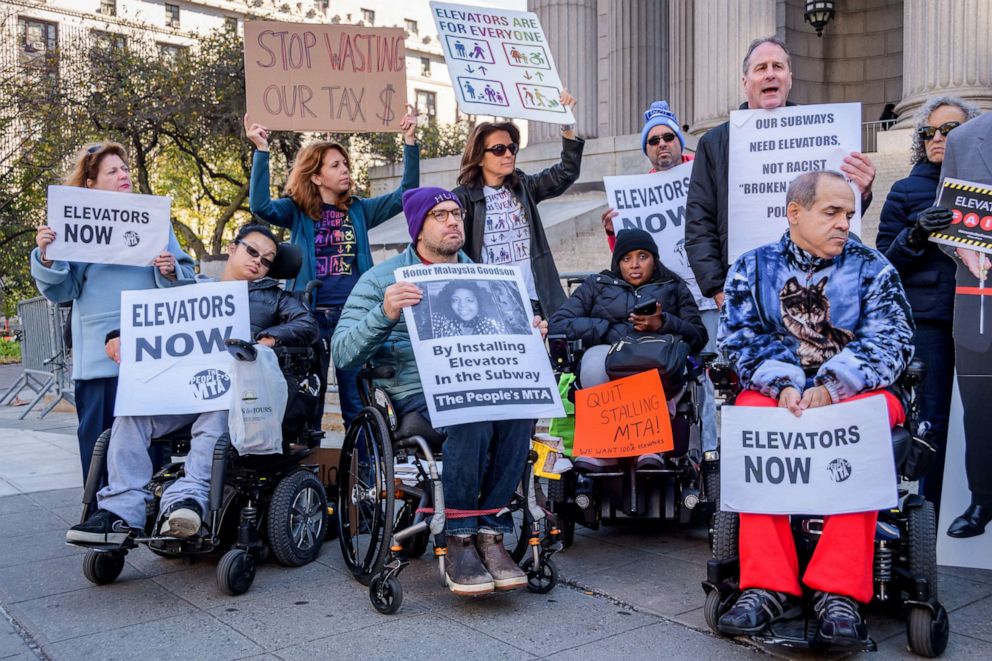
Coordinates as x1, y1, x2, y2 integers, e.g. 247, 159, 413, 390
536, 72, 544, 81
465, 65, 475, 73
523, 71, 533, 80
478, 66, 488, 75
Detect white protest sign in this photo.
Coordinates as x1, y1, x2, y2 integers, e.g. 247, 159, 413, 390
46, 185, 171, 267
398, 263, 565, 427
720, 396, 897, 515
430, 1, 575, 124
728, 102, 862, 265
115, 281, 251, 416
604, 163, 714, 310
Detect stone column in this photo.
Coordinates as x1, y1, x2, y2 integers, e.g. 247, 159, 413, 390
895, 0, 992, 125
667, 0, 695, 132
528, 0, 599, 142
690, 0, 777, 133
599, 0, 669, 137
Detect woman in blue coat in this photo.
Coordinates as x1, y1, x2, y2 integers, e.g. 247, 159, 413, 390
875, 95, 980, 507
32, 142, 196, 481
244, 110, 420, 426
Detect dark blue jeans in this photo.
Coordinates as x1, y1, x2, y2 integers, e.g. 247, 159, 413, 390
912, 322, 954, 508
315, 307, 362, 428
394, 393, 532, 535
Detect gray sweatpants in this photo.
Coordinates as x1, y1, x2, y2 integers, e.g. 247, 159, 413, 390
97, 411, 228, 528
699, 308, 720, 453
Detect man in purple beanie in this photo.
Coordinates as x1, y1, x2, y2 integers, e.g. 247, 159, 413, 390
331, 186, 547, 596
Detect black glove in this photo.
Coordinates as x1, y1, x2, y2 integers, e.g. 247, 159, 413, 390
908, 206, 953, 247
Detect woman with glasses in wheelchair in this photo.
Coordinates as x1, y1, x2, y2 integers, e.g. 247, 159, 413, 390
548, 228, 707, 470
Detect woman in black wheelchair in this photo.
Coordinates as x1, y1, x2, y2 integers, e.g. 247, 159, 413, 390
548, 228, 706, 470
67, 225, 318, 547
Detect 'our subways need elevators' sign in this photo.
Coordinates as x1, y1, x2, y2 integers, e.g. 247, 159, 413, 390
115, 281, 251, 416
45, 185, 171, 267
720, 396, 897, 515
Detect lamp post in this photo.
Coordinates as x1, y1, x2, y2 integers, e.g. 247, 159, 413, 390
804, 0, 835, 37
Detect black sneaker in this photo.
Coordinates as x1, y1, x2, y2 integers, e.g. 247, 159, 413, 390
718, 588, 801, 635
160, 498, 203, 538
814, 592, 868, 645
66, 509, 134, 545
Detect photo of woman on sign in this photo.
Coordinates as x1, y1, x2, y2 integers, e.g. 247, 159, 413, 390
431, 280, 506, 338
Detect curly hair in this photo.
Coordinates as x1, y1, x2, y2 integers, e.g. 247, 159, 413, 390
910, 95, 980, 165
65, 141, 128, 188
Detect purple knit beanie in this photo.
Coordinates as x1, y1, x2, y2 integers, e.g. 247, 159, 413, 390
403, 187, 463, 241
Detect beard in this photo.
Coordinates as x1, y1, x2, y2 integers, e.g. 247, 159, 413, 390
423, 234, 464, 257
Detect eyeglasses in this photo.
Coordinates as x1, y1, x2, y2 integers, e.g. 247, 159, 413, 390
917, 122, 961, 141
484, 143, 519, 157
236, 240, 274, 269
427, 208, 464, 222
647, 133, 677, 146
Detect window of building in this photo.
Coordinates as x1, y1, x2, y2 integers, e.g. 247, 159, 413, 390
18, 17, 58, 76
157, 42, 185, 62
420, 56, 431, 77
165, 3, 180, 29
405, 19, 418, 36
361, 8, 375, 25
225, 16, 238, 33
93, 31, 127, 51
99, 1, 117, 16
415, 89, 437, 124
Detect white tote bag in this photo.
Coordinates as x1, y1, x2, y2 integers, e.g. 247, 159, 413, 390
228, 345, 288, 455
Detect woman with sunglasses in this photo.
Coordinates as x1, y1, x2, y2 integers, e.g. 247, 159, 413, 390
452, 90, 583, 318
31, 141, 196, 482
876, 96, 980, 509
244, 108, 420, 429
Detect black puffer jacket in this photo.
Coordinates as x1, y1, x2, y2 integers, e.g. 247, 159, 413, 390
548, 263, 707, 353
248, 277, 318, 347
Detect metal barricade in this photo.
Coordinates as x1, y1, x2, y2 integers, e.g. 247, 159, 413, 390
0, 297, 74, 418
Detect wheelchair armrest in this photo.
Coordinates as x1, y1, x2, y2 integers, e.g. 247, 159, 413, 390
225, 338, 257, 362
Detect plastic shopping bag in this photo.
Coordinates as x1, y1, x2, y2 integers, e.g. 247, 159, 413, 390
228, 345, 288, 455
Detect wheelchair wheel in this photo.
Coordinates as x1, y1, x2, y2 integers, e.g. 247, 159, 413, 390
711, 511, 739, 560
369, 573, 403, 615
703, 589, 731, 636
267, 469, 327, 567
907, 605, 949, 658
216, 548, 255, 596
519, 555, 558, 594
907, 500, 939, 600
337, 407, 394, 585
83, 550, 125, 585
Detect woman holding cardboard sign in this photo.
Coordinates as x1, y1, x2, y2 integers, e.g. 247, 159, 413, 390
32, 141, 196, 483
245, 108, 420, 429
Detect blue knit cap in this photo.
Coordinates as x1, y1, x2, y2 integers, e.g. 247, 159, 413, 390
640, 101, 685, 155
403, 187, 463, 242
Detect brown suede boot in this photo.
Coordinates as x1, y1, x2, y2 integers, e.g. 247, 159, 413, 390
444, 535, 495, 595
476, 532, 527, 591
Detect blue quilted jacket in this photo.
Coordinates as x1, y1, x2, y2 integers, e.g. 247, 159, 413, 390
718, 233, 914, 402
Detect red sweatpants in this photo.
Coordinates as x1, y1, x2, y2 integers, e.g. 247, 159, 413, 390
735, 389, 905, 603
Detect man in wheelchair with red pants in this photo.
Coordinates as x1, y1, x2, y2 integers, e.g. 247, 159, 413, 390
715, 171, 914, 645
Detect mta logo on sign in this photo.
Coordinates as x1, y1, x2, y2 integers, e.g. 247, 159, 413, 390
123, 230, 140, 247
189, 369, 231, 400
827, 458, 853, 483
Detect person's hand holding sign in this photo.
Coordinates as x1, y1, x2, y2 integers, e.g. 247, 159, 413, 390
629, 300, 663, 332
153, 252, 176, 281
400, 104, 418, 146
601, 208, 618, 237
105, 336, 121, 364
243, 114, 270, 153
956, 248, 991, 281
841, 151, 876, 202
383, 282, 423, 321
559, 88, 577, 140
799, 385, 833, 411
533, 316, 548, 339
778, 386, 802, 416
36, 225, 56, 267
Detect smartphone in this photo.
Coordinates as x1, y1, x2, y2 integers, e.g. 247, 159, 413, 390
631, 300, 657, 315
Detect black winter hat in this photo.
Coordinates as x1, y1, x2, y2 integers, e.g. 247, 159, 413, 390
611, 228, 660, 274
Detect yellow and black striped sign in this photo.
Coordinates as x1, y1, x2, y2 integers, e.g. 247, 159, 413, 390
944, 181, 992, 196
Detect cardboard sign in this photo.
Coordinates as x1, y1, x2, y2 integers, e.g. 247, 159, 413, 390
929, 178, 992, 254
604, 164, 714, 310
243, 21, 407, 132
728, 102, 862, 265
720, 396, 897, 515
430, 1, 575, 124
573, 370, 674, 458
398, 263, 564, 427
115, 281, 251, 416
45, 186, 171, 267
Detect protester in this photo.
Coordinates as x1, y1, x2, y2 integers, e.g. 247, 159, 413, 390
66, 224, 317, 544
331, 187, 548, 595
549, 227, 706, 470
432, 280, 506, 337
876, 96, 980, 510
937, 110, 992, 538
32, 141, 195, 482
453, 91, 583, 318
685, 36, 877, 322
245, 109, 420, 429
716, 171, 913, 643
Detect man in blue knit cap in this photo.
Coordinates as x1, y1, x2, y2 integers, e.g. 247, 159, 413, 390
332, 186, 547, 597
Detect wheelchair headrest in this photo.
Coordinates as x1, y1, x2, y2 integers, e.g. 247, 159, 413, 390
268, 242, 302, 281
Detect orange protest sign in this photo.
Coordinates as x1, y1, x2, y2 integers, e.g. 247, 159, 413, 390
573, 370, 673, 458
244, 21, 407, 132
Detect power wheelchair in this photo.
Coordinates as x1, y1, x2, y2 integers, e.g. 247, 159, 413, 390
542, 335, 721, 545
701, 358, 949, 657
71, 244, 330, 596
336, 366, 564, 614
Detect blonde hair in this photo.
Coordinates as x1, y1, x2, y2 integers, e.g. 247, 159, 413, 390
65, 141, 129, 188
284, 142, 353, 220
